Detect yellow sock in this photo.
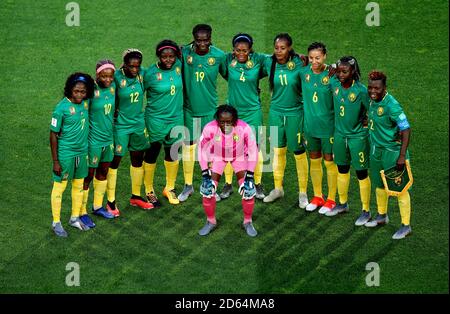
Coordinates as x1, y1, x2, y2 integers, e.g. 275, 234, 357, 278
143, 161, 156, 194
51, 181, 67, 223
182, 143, 196, 185
358, 177, 371, 211
398, 191, 411, 225
164, 160, 179, 191
294, 152, 308, 194
254, 150, 264, 185
80, 188, 89, 215
130, 165, 144, 196
324, 160, 338, 201
273, 147, 287, 189
71, 178, 84, 218
106, 168, 117, 202
337, 172, 350, 204
376, 187, 389, 215
93, 177, 107, 209
224, 162, 233, 184
310, 157, 323, 197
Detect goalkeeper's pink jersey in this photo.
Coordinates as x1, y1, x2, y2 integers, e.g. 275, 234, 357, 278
198, 119, 258, 172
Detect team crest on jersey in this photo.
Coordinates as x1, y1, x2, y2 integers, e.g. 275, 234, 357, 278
232, 134, 239, 142
377, 107, 384, 116
334, 87, 339, 95
110, 87, 115, 94
121, 79, 127, 87
348, 92, 357, 102
84, 101, 88, 109
287, 61, 295, 70
176, 67, 181, 75
321, 76, 329, 85
214, 135, 221, 142
246, 60, 254, 69
207, 57, 215, 66
69, 106, 76, 115
116, 145, 122, 154
156, 72, 162, 81
231, 60, 237, 67
305, 74, 310, 82
187, 55, 193, 64
95, 90, 100, 98
92, 156, 98, 165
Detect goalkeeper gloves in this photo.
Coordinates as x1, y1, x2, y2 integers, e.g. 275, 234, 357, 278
200, 169, 216, 198
238, 171, 256, 200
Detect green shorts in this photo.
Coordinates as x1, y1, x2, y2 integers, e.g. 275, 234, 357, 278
304, 133, 333, 155
370, 145, 410, 188
114, 127, 150, 157
268, 110, 304, 152
239, 110, 263, 145
53, 153, 88, 182
333, 134, 369, 170
146, 115, 184, 147
184, 109, 215, 142
88, 143, 114, 168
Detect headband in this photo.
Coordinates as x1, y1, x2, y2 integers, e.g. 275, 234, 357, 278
96, 63, 116, 74
72, 75, 87, 84
233, 35, 252, 45
122, 48, 143, 59
158, 45, 178, 52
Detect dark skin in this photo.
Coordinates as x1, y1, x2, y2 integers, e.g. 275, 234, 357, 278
51, 82, 87, 177
83, 69, 115, 190
368, 79, 411, 170
210, 112, 245, 182
194, 31, 211, 55
158, 49, 177, 70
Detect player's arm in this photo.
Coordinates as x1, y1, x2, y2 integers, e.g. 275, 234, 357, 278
50, 131, 61, 176
219, 53, 228, 80
391, 104, 411, 170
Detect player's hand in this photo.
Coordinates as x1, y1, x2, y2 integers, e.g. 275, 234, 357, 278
238, 171, 256, 200
396, 154, 406, 171
200, 169, 216, 198
53, 160, 61, 177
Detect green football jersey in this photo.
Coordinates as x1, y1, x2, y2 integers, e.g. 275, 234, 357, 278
368, 92, 410, 149
262, 56, 304, 116
144, 59, 183, 121
88, 82, 116, 147
50, 97, 89, 158
114, 68, 145, 133
225, 52, 268, 114
300, 65, 334, 137
331, 79, 370, 137
181, 44, 227, 116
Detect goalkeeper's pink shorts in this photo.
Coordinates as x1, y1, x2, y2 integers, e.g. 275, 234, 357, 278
211, 159, 248, 176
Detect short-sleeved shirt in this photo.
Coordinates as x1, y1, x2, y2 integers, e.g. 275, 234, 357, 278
225, 52, 268, 114
181, 44, 227, 116
114, 68, 146, 134
300, 65, 334, 137
331, 79, 370, 138
368, 92, 410, 149
50, 97, 89, 158
262, 56, 304, 116
88, 82, 116, 147
144, 59, 183, 121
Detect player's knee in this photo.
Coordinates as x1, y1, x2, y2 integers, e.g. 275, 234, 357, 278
338, 165, 350, 174
356, 169, 368, 180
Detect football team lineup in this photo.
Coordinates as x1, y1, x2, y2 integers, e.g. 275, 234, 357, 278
49, 23, 413, 240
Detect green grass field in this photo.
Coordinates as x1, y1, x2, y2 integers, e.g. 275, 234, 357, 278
0, 0, 448, 294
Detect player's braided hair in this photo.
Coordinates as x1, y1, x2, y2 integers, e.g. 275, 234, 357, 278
122, 48, 143, 64
337, 56, 361, 81
192, 24, 212, 37
307, 41, 327, 54
214, 104, 239, 126
269, 33, 296, 91
64, 72, 95, 99
156, 39, 181, 59
232, 33, 253, 49
368, 70, 387, 85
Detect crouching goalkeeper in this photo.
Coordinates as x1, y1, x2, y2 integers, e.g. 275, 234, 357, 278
197, 105, 259, 237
